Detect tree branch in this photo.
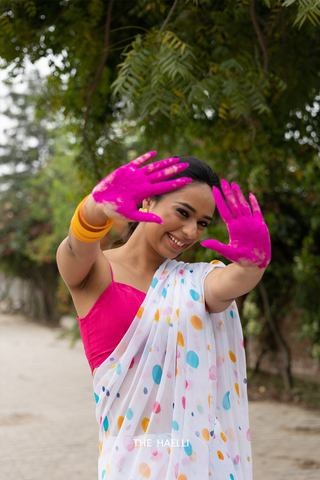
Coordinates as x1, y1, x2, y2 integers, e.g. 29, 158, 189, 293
250, 0, 269, 85
160, 0, 179, 32
82, 0, 115, 182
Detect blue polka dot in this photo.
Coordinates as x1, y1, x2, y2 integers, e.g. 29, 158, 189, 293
184, 441, 192, 456
239, 426, 241, 430
106, 390, 110, 396
116, 392, 120, 398
151, 278, 158, 288
152, 365, 162, 385
230, 475, 234, 480
195, 431, 200, 437
189, 270, 193, 273
162, 288, 167, 298
103, 416, 108, 432
102, 386, 105, 392
186, 350, 199, 368
197, 405, 204, 415
230, 310, 234, 318
94, 393, 99, 404
116, 363, 121, 375
191, 412, 194, 416
189, 289, 200, 301
143, 387, 148, 394
115, 446, 118, 451
210, 430, 214, 437
173, 403, 175, 408
110, 357, 114, 361
181, 279, 185, 284
222, 391, 231, 410
126, 408, 133, 420
243, 378, 247, 384
102, 470, 105, 479
172, 420, 179, 430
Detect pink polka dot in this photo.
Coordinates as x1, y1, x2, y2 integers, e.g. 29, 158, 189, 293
123, 435, 135, 452
186, 301, 194, 308
209, 366, 217, 380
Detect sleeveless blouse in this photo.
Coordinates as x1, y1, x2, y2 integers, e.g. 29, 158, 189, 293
77, 261, 146, 372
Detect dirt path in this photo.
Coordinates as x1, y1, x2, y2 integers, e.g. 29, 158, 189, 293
0, 313, 319, 480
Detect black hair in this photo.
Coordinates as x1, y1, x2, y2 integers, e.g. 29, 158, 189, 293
108, 156, 220, 248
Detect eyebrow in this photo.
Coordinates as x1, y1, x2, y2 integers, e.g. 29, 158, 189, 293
174, 202, 213, 222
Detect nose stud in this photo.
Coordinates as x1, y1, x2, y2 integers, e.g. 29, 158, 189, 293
139, 208, 148, 212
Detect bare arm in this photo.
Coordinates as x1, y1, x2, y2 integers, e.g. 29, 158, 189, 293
204, 263, 265, 313
56, 195, 110, 288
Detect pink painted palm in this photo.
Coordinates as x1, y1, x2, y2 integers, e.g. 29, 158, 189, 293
92, 151, 191, 224
201, 180, 271, 269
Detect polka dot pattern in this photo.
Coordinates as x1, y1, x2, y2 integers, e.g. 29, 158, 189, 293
93, 259, 252, 480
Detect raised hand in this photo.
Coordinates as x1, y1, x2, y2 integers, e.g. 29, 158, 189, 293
91, 151, 191, 224
201, 180, 271, 269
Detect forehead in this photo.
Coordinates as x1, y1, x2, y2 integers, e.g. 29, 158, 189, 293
162, 182, 215, 213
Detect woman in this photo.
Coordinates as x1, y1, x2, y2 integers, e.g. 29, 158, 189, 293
56, 151, 270, 480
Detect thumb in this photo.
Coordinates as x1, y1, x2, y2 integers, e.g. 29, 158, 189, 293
129, 210, 165, 225
201, 240, 233, 257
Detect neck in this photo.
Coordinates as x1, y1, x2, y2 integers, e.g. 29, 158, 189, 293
118, 224, 168, 275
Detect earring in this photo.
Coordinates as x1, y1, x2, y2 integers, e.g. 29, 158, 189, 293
139, 208, 148, 212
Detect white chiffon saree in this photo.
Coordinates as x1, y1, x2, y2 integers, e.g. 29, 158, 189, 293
93, 259, 252, 480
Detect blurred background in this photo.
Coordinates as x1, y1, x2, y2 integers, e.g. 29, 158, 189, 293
0, 0, 319, 434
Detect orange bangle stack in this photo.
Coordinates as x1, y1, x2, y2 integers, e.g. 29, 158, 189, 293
70, 195, 114, 243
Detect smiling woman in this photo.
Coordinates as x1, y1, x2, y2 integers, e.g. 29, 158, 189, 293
56, 152, 270, 480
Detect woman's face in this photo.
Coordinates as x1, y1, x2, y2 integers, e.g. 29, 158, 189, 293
140, 182, 216, 260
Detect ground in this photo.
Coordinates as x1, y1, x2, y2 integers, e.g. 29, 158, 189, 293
0, 313, 319, 480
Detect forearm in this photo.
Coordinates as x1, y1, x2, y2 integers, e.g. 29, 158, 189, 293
209, 263, 266, 302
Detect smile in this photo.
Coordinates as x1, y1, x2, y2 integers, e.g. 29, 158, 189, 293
167, 233, 186, 248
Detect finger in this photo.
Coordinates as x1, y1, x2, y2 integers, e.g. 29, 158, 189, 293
212, 187, 233, 224
231, 183, 252, 217
130, 151, 157, 168
152, 177, 192, 196
249, 193, 264, 222
221, 180, 242, 218
129, 210, 164, 225
200, 240, 234, 258
140, 157, 180, 175
148, 163, 189, 183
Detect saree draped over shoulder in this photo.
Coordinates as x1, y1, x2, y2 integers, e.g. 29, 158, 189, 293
93, 259, 252, 480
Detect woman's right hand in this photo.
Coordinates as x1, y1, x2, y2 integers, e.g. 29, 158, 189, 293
91, 151, 191, 224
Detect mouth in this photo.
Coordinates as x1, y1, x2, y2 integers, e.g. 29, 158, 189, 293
167, 232, 188, 250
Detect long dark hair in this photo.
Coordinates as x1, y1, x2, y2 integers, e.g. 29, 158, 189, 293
108, 156, 220, 248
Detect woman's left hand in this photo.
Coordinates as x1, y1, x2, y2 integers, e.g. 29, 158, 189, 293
201, 180, 271, 269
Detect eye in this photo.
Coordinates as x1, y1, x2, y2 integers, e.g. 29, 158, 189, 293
199, 221, 209, 228
176, 208, 188, 217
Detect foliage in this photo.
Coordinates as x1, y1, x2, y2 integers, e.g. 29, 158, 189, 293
0, 0, 319, 368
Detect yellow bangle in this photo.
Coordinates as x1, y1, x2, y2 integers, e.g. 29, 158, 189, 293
70, 196, 114, 243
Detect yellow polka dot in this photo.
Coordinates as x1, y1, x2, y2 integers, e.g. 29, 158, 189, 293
207, 344, 210, 350
190, 450, 197, 462
190, 315, 203, 330
202, 428, 210, 442
149, 347, 152, 352
177, 331, 185, 347
139, 462, 151, 478
137, 307, 144, 319
154, 309, 160, 322
176, 309, 179, 318
105, 429, 109, 439
220, 432, 227, 442
235, 383, 240, 397
208, 394, 210, 407
110, 364, 115, 369
211, 259, 220, 264
117, 416, 124, 429
247, 457, 251, 462
177, 475, 188, 480
167, 316, 171, 325
167, 447, 171, 454
141, 417, 149, 433
99, 440, 103, 458
217, 450, 224, 460
229, 350, 236, 363
105, 464, 110, 475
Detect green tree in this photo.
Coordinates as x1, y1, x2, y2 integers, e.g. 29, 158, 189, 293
0, 0, 319, 388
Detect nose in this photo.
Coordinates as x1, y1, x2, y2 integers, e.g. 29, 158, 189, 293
181, 221, 198, 240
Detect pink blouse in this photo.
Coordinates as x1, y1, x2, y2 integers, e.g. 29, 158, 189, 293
77, 262, 146, 372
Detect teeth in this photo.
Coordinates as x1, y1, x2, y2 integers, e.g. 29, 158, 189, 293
168, 233, 184, 247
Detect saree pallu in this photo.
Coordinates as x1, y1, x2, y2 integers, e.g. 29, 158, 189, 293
93, 259, 252, 480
